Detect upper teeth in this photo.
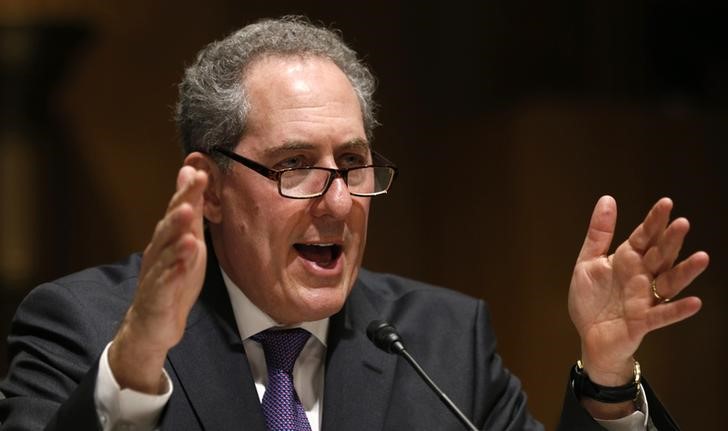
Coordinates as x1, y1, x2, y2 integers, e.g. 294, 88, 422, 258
312, 243, 334, 247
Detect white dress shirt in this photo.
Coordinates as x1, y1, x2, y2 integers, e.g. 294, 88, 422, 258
222, 269, 328, 431
93, 266, 649, 431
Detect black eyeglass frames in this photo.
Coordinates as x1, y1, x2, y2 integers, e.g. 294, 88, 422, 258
211, 147, 398, 199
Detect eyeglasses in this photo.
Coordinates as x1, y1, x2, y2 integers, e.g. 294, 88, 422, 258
212, 147, 398, 199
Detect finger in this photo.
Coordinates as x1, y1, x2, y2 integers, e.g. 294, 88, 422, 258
129, 241, 202, 357
141, 203, 197, 274
654, 251, 710, 300
138, 233, 199, 303
157, 233, 199, 276
628, 197, 672, 254
643, 217, 690, 275
167, 167, 209, 214
177, 165, 197, 190
645, 296, 702, 332
143, 168, 208, 265
577, 195, 617, 263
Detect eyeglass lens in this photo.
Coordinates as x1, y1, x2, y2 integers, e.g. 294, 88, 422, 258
280, 166, 394, 198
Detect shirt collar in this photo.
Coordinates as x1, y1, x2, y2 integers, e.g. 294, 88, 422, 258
220, 267, 329, 347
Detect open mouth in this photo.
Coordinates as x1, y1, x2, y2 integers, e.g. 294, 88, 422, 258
293, 243, 343, 269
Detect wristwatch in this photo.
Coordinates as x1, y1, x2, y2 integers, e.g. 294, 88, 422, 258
571, 359, 641, 403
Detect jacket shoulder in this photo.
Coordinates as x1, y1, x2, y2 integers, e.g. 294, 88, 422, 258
355, 268, 488, 328
357, 268, 480, 305
15, 253, 143, 331
50, 252, 143, 289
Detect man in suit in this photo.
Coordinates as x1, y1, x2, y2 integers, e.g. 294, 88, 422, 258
0, 16, 709, 430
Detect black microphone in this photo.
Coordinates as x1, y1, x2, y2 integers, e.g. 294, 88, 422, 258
366, 320, 479, 431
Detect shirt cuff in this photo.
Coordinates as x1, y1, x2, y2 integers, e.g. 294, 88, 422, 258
94, 342, 173, 431
594, 383, 649, 431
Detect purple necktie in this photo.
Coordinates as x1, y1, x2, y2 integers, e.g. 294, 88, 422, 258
252, 328, 313, 431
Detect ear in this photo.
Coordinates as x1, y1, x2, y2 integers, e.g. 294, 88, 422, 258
184, 152, 223, 223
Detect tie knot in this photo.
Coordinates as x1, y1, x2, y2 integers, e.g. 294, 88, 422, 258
252, 328, 311, 373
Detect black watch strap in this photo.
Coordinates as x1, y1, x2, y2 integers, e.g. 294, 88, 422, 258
571, 359, 641, 403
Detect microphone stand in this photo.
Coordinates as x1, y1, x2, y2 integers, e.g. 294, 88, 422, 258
397, 347, 479, 431
367, 320, 479, 431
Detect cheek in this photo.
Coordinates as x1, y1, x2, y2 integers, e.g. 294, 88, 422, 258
352, 199, 371, 231
224, 191, 307, 256
219, 189, 269, 256
223, 193, 258, 232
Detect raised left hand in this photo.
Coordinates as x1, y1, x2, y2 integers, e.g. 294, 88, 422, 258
568, 196, 709, 386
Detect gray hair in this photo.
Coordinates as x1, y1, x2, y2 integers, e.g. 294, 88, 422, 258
175, 16, 378, 166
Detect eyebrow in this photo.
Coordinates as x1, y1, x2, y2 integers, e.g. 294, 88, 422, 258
262, 139, 371, 158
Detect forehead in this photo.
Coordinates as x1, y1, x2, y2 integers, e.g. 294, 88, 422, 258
243, 53, 352, 91
241, 55, 365, 144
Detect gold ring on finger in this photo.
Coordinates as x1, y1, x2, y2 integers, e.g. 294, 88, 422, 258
651, 278, 671, 304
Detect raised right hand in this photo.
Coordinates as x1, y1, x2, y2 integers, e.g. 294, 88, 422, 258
109, 165, 209, 393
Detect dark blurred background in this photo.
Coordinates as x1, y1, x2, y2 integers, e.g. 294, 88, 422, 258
1, 1, 725, 429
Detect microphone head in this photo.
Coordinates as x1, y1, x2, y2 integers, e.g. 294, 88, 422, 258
367, 320, 404, 354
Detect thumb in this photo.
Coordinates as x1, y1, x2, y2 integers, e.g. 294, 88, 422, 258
576, 195, 617, 263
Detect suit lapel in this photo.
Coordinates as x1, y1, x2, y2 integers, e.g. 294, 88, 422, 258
321, 278, 398, 431
164, 245, 266, 431
162, 241, 399, 430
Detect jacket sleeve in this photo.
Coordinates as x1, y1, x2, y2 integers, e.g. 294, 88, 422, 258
0, 282, 109, 430
469, 300, 543, 430
556, 368, 681, 430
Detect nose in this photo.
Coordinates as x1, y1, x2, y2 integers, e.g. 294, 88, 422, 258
311, 175, 352, 220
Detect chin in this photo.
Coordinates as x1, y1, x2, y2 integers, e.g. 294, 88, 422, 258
292, 284, 350, 322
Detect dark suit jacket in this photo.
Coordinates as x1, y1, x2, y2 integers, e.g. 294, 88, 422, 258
0, 247, 679, 430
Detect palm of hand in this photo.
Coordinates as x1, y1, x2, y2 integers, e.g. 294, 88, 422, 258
568, 196, 708, 376
570, 247, 654, 367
